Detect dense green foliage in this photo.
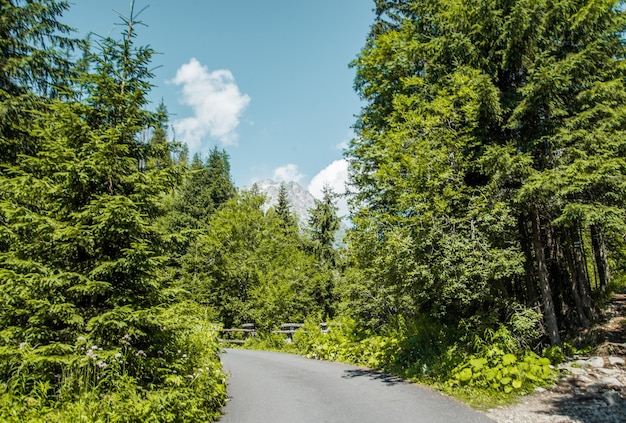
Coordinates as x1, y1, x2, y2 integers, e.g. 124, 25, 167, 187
0, 1, 344, 416
2, 0, 625, 418
185, 189, 338, 330
344, 0, 626, 347
0, 303, 226, 422
158, 147, 235, 270
308, 185, 341, 262
243, 0, 626, 404
0, 2, 225, 420
0, 0, 79, 166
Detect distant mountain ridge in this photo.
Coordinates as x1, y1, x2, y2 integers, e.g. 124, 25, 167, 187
245, 179, 317, 227
243, 179, 347, 246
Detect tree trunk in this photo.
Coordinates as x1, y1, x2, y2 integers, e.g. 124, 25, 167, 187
591, 224, 610, 293
547, 227, 566, 324
562, 233, 590, 328
531, 207, 562, 346
519, 214, 539, 306
571, 226, 594, 322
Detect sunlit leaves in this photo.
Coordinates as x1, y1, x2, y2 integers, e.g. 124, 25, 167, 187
346, 0, 626, 336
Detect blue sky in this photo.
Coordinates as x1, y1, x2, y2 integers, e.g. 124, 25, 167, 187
64, 1, 374, 213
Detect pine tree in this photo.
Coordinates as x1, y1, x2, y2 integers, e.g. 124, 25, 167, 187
164, 147, 235, 267
0, 1, 182, 393
306, 184, 341, 318
308, 184, 340, 263
147, 101, 174, 170
346, 0, 626, 343
0, 0, 79, 166
0, 0, 81, 364
273, 182, 298, 232
177, 153, 215, 228
205, 146, 236, 210
172, 148, 235, 231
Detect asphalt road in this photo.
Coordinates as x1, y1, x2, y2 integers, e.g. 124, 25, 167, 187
219, 348, 494, 423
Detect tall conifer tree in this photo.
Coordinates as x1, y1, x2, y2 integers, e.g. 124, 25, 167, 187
0, 1, 184, 392
347, 0, 626, 343
206, 146, 236, 209
0, 0, 78, 165
273, 182, 298, 232
308, 184, 340, 263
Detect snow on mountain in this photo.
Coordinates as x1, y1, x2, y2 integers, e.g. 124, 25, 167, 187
243, 179, 348, 246
246, 179, 317, 226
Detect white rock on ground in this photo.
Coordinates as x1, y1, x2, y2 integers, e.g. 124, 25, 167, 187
587, 356, 606, 368
487, 356, 626, 423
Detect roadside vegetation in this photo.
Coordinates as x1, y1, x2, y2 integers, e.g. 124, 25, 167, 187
0, 1, 226, 421
239, 0, 626, 409
1, 0, 625, 420
243, 314, 560, 408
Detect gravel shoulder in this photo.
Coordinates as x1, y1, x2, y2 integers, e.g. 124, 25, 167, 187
488, 294, 626, 423
487, 358, 626, 423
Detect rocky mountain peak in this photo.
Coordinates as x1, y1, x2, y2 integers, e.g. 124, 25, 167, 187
243, 179, 348, 246
246, 179, 317, 226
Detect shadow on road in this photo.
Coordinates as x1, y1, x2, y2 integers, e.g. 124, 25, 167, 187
342, 368, 405, 386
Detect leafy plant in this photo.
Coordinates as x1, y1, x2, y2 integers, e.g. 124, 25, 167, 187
449, 326, 556, 394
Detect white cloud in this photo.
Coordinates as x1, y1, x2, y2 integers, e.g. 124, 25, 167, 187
170, 58, 250, 150
335, 130, 355, 151
273, 164, 304, 183
335, 140, 349, 151
308, 159, 350, 217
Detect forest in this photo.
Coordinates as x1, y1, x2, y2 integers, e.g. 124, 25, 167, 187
1, 0, 625, 421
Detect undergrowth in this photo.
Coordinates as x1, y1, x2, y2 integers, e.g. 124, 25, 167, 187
0, 303, 226, 422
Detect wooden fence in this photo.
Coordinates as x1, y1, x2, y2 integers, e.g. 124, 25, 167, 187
218, 323, 256, 345
217, 322, 332, 345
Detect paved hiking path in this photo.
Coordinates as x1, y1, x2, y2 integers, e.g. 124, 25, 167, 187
219, 348, 494, 423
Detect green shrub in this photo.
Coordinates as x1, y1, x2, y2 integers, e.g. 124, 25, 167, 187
0, 303, 227, 422
542, 345, 566, 365
507, 307, 543, 350
292, 317, 355, 361
449, 326, 556, 394
1, 374, 225, 423
287, 315, 452, 378
245, 332, 295, 352
542, 342, 592, 364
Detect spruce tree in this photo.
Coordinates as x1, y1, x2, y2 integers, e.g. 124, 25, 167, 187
0, 1, 184, 394
0, 0, 81, 370
177, 153, 215, 228
206, 146, 236, 210
346, 0, 626, 343
273, 182, 298, 232
308, 184, 340, 263
0, 0, 79, 166
171, 148, 234, 233
306, 184, 341, 318
166, 148, 235, 268
147, 101, 174, 170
